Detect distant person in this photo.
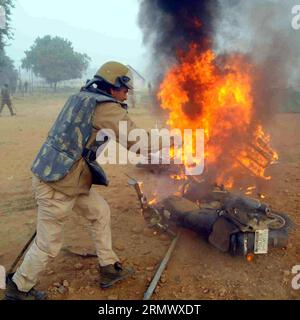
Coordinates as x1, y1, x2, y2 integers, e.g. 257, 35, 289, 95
0, 84, 16, 116
24, 81, 29, 94
18, 81, 23, 95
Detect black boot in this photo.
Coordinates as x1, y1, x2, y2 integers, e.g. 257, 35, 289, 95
4, 273, 46, 300
99, 262, 134, 288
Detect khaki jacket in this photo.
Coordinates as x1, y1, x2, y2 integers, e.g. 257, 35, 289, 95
46, 102, 146, 196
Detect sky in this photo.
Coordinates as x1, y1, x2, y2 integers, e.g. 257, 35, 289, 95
6, 0, 146, 76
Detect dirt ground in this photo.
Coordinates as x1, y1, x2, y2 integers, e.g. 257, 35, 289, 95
0, 92, 299, 300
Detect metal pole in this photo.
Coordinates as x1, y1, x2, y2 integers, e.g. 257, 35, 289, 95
143, 234, 179, 300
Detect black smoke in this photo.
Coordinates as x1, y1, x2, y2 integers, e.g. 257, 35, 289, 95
138, 0, 219, 77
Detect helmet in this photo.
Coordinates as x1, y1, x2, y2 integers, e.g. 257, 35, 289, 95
95, 61, 133, 90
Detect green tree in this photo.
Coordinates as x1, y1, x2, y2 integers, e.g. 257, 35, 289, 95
0, 54, 17, 89
0, 0, 14, 51
22, 35, 91, 90
0, 0, 17, 90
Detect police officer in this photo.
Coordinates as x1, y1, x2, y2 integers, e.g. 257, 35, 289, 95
0, 84, 15, 116
4, 61, 156, 300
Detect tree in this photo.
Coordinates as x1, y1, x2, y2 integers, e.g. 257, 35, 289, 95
0, 53, 17, 89
0, 0, 14, 51
22, 35, 91, 89
0, 0, 17, 90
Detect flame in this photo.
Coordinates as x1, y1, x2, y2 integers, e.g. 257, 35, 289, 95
148, 198, 157, 205
158, 44, 278, 187
148, 191, 158, 205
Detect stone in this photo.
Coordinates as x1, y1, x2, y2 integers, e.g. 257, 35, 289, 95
146, 266, 155, 272
58, 286, 67, 294
203, 288, 210, 294
53, 282, 61, 288
108, 295, 118, 300
63, 280, 69, 288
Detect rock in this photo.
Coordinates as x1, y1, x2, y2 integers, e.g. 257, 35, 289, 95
147, 277, 152, 282
63, 280, 69, 288
132, 226, 143, 234
53, 282, 61, 288
146, 266, 154, 272
203, 288, 209, 294
160, 278, 167, 284
0, 252, 4, 258
108, 295, 118, 300
58, 286, 67, 294
74, 263, 83, 270
89, 291, 95, 295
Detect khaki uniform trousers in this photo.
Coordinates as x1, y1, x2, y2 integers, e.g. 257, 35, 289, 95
13, 177, 119, 292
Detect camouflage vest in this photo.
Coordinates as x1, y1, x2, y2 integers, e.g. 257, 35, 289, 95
31, 91, 119, 182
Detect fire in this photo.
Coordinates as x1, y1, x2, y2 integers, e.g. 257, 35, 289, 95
148, 198, 157, 205
158, 44, 278, 188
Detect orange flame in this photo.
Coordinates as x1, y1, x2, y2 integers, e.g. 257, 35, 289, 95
158, 44, 278, 187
